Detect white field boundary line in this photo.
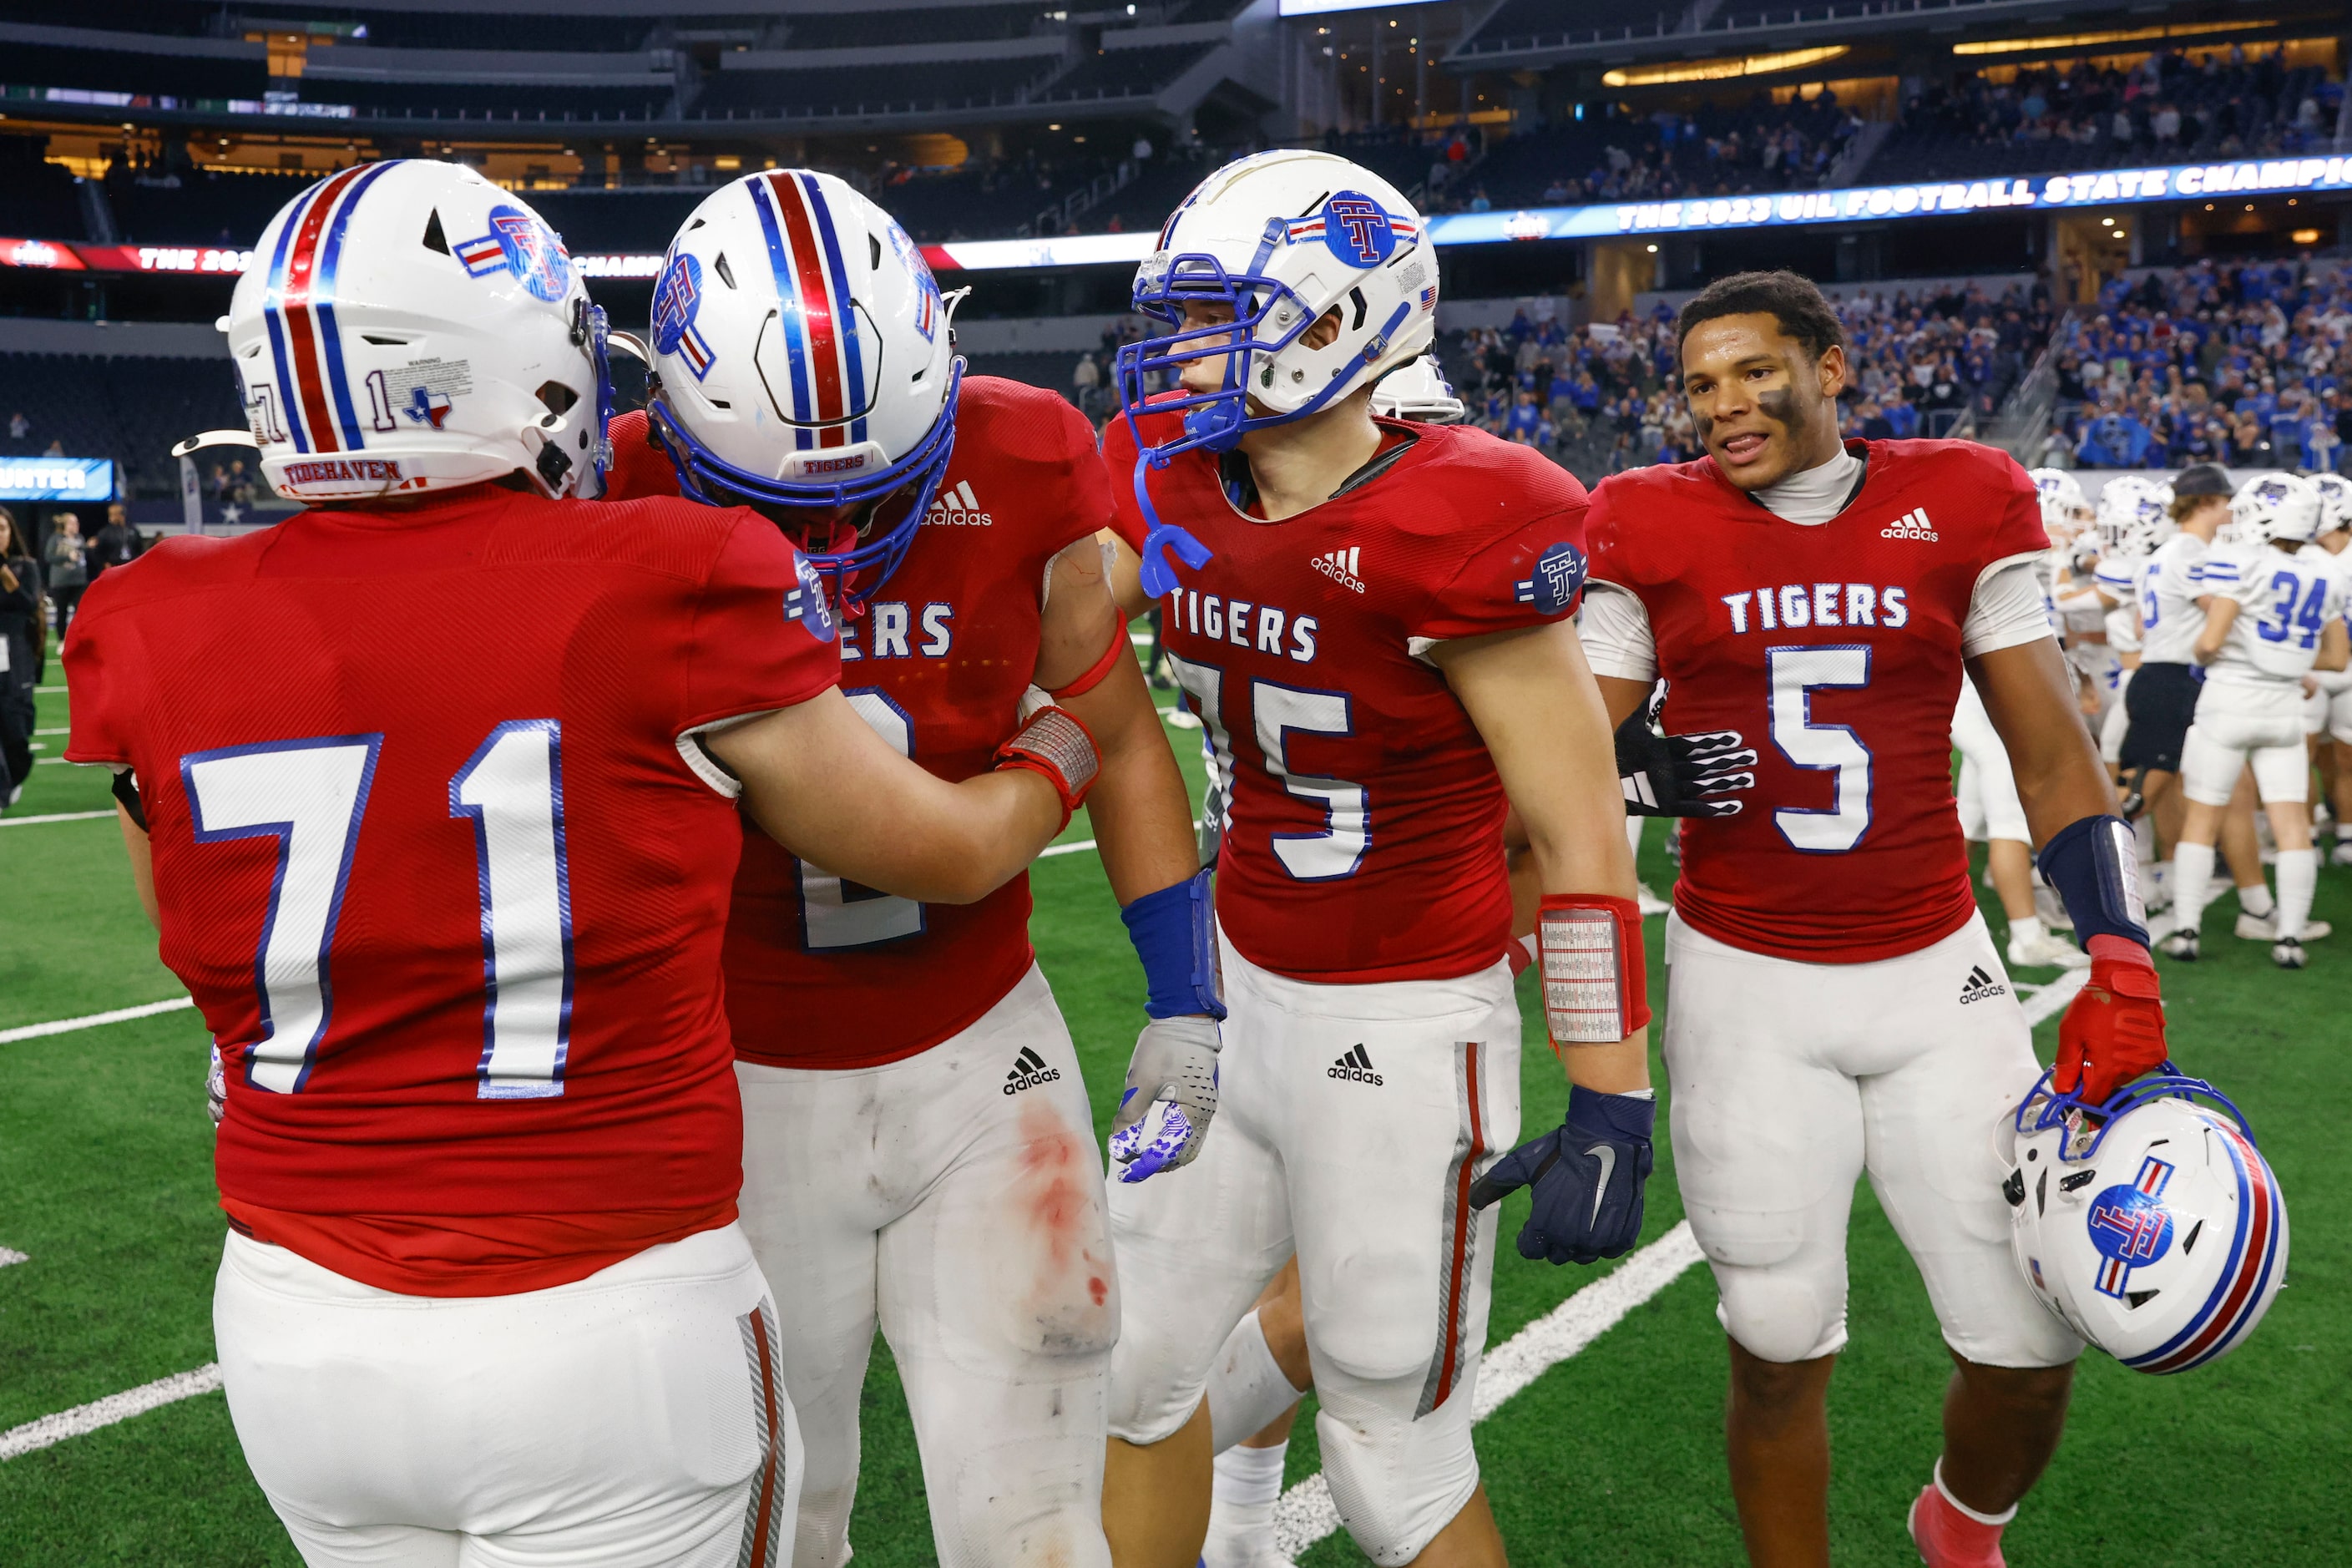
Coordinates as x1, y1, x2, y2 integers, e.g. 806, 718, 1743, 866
0, 997, 195, 1044
0, 1366, 224, 1462
0, 810, 115, 827
1274, 1221, 1707, 1556
2020, 969, 2087, 1027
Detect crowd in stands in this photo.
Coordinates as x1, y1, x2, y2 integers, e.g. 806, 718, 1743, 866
1466, 92, 1862, 213
2053, 257, 2352, 473
1877, 46, 2340, 184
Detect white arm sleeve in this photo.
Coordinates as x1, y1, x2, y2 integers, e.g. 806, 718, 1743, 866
1961, 555, 2057, 659
1578, 581, 1659, 684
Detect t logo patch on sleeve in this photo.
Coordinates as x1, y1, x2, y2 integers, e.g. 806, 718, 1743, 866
784, 554, 837, 645
1515, 541, 1588, 615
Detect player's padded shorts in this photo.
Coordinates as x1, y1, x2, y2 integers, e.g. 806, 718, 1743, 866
734, 964, 1115, 1568
2304, 667, 2352, 745
1663, 911, 2082, 1371
1952, 680, 2030, 844
214, 1222, 797, 1568
2119, 661, 2202, 774
1107, 933, 1521, 1567
2101, 665, 2136, 765
2181, 682, 2310, 808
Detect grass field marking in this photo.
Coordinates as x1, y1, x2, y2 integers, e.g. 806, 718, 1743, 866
0, 997, 195, 1044
33, 685, 66, 695
0, 810, 117, 827
1272, 1221, 1707, 1558
0, 1246, 26, 1268
34, 727, 66, 736
2018, 969, 2087, 1027
0, 1365, 225, 1463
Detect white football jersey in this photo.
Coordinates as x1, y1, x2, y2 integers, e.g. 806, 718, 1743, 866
2135, 533, 2211, 666
2096, 553, 2142, 655
2197, 542, 2349, 686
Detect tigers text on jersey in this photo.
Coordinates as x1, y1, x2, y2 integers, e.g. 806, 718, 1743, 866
62, 486, 842, 1296
2134, 532, 2211, 666
604, 377, 1111, 1066
1587, 438, 2049, 964
2194, 542, 2350, 686
1105, 407, 1590, 983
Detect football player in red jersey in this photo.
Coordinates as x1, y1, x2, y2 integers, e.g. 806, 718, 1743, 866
1579, 271, 2168, 1568
604, 170, 1209, 1568
1097, 152, 1650, 1568
63, 162, 1093, 1568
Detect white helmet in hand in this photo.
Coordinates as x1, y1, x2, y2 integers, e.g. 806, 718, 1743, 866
226, 160, 612, 503
1373, 353, 1466, 424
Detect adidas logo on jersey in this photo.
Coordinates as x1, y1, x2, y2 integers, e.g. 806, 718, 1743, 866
1880, 507, 1940, 542
925, 480, 992, 528
1003, 1044, 1060, 1095
1957, 964, 2008, 1004
1312, 546, 1367, 594
1328, 1044, 1383, 1085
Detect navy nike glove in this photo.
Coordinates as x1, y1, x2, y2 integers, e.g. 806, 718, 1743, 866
1469, 1084, 1655, 1266
1614, 695, 1754, 819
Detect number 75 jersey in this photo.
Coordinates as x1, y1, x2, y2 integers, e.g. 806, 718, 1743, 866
1586, 438, 2050, 964
1106, 410, 1591, 984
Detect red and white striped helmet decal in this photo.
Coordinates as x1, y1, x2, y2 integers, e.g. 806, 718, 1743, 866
260, 161, 401, 457
2127, 1120, 2284, 1373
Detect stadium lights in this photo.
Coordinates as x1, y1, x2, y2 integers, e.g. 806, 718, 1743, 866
2293, 228, 2322, 243
1602, 46, 1846, 88
1951, 20, 2270, 55
1646, 244, 1658, 252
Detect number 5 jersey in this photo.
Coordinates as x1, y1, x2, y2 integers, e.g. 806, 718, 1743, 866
62, 485, 842, 1296
1582, 438, 2051, 964
1105, 405, 1590, 984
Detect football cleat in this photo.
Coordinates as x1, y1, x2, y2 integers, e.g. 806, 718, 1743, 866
2236, 912, 2330, 942
2157, 928, 2199, 961
1908, 1485, 2006, 1568
1636, 882, 1671, 918
2331, 839, 2352, 868
2008, 927, 2091, 970
2271, 938, 2308, 970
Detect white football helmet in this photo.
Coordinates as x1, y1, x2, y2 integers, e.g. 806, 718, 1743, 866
225, 160, 610, 503
2298, 470, 2348, 538
1372, 353, 1465, 423
644, 169, 959, 610
2006, 1069, 2287, 1373
2028, 467, 2091, 539
2229, 471, 2322, 546
2096, 475, 2174, 557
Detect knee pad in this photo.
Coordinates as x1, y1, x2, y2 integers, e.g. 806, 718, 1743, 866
1314, 1388, 1480, 1567
943, 1434, 1109, 1568
1711, 1263, 1847, 1365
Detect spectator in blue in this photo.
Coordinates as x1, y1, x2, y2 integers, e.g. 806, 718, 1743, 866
1884, 397, 1920, 439
0, 507, 40, 807
1505, 390, 1543, 443
2306, 407, 2343, 474
2076, 408, 2154, 467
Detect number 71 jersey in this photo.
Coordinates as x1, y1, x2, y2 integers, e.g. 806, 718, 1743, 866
1105, 409, 1591, 984
1586, 438, 2050, 964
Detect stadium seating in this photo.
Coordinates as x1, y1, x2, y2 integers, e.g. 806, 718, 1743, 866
1457, 0, 1682, 51
0, 353, 245, 498
0, 139, 94, 240
4, 40, 269, 102
1467, 96, 1854, 208
1046, 43, 1216, 102
343, 80, 673, 120
104, 169, 316, 248
696, 61, 1049, 118
774, 4, 1054, 50
526, 189, 708, 255
250, 11, 657, 52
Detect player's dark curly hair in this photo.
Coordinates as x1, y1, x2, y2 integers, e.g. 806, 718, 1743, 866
1675, 270, 1844, 364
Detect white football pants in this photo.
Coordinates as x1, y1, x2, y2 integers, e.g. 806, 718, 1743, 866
2181, 683, 2309, 807
1107, 933, 1521, 1567
734, 964, 1116, 1568
215, 1223, 798, 1568
1952, 679, 2030, 844
1663, 912, 2082, 1370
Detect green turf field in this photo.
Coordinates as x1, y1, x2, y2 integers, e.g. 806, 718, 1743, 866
3, 670, 2346, 1566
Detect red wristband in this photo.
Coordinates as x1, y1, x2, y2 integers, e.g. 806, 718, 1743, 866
1049, 613, 1131, 701
1535, 894, 1652, 1047
993, 702, 1101, 831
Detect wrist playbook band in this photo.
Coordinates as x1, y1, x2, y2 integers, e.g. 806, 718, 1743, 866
2036, 814, 2152, 951
1049, 614, 1131, 702
1535, 894, 1651, 1045
993, 702, 1100, 829
1120, 868, 1227, 1019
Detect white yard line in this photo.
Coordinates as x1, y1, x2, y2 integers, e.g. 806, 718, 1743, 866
0, 1247, 27, 1269
33, 685, 67, 695
2019, 969, 2087, 1026
0, 998, 195, 1045
34, 727, 68, 736
1273, 1222, 1706, 1557
0, 1366, 224, 1463
0, 810, 115, 827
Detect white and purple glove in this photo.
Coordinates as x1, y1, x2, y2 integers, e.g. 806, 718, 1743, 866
207, 1044, 227, 1128
1108, 1015, 1221, 1182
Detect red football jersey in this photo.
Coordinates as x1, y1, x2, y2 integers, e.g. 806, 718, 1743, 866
1586, 438, 2048, 964
1105, 406, 1590, 984
604, 376, 1112, 1066
63, 485, 841, 1296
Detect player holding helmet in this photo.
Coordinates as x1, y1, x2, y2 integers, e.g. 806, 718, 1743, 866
63, 161, 1094, 1566
603, 169, 1210, 1568
1577, 270, 2168, 1568
2159, 473, 2349, 969
1099, 150, 1649, 1568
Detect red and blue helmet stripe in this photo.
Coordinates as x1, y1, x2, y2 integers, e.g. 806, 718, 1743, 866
743, 171, 871, 451
2122, 1119, 2284, 1374
260, 160, 402, 456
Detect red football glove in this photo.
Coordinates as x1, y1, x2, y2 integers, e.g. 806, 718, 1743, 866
2052, 936, 2168, 1104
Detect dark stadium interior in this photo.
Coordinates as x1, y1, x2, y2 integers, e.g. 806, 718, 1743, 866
0, 0, 2344, 501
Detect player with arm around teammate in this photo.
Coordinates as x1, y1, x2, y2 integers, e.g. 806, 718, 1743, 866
1097, 151, 1651, 1568
605, 169, 1210, 1568
64, 162, 1095, 1568
2160, 472, 2349, 969
1575, 271, 2169, 1568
